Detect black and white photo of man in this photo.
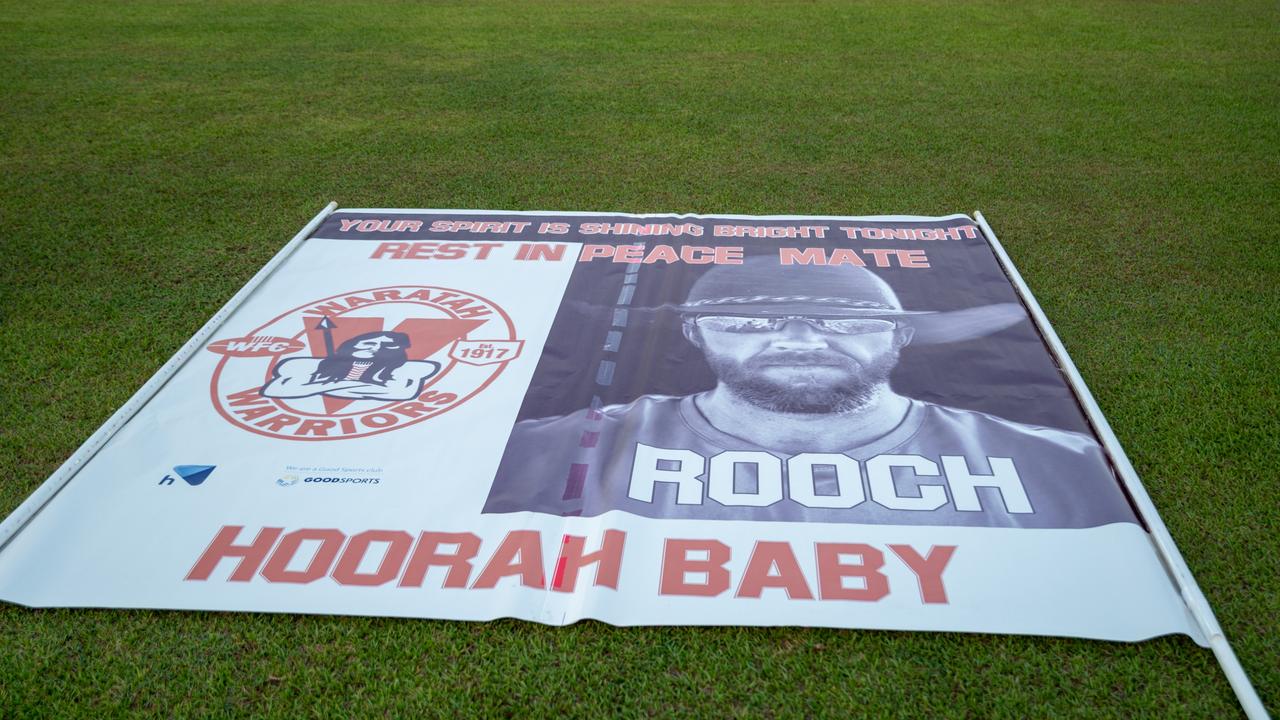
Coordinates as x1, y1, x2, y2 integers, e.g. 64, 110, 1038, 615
484, 256, 1138, 529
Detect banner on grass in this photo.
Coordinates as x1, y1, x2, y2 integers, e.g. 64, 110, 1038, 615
0, 209, 1203, 643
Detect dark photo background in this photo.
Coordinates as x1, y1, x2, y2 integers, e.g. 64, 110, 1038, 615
515, 224, 1094, 434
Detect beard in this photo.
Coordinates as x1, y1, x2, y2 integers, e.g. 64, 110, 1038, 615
705, 348, 898, 414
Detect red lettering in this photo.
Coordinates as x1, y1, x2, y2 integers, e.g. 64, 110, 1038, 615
332, 530, 413, 587
306, 301, 347, 316
405, 243, 437, 259
260, 529, 345, 584
517, 243, 566, 261
828, 248, 866, 267
888, 544, 956, 604
472, 242, 501, 260
552, 530, 626, 592
680, 246, 716, 264
224, 387, 269, 407
371, 242, 409, 259
418, 391, 458, 405
430, 242, 465, 258
736, 541, 814, 599
659, 539, 731, 596
815, 543, 889, 601
399, 532, 482, 588
186, 525, 282, 582
614, 245, 644, 263
294, 419, 334, 437
451, 304, 491, 319
862, 248, 896, 267
579, 245, 615, 262
254, 413, 301, 431
779, 247, 827, 265
715, 246, 744, 264
233, 405, 274, 421
898, 249, 930, 268
471, 531, 545, 589
391, 402, 433, 418
642, 244, 680, 264
360, 413, 399, 428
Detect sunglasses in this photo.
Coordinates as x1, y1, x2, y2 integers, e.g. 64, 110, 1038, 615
692, 315, 897, 335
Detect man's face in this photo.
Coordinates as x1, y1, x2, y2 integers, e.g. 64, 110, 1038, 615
350, 335, 400, 359
687, 315, 911, 414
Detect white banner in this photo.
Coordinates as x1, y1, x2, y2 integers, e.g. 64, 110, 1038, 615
0, 208, 1206, 646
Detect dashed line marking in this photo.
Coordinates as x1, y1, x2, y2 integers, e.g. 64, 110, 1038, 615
563, 253, 647, 514
603, 330, 623, 351
561, 464, 588, 501
595, 360, 616, 386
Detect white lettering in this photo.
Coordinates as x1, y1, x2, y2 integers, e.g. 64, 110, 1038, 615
707, 451, 783, 507
625, 446, 1030, 515
628, 444, 705, 504
867, 455, 947, 511
786, 453, 865, 508
941, 456, 1032, 513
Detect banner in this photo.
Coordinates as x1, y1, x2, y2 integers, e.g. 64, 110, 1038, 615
0, 209, 1205, 643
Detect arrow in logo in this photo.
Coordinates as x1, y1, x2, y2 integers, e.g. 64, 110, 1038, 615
315, 316, 338, 356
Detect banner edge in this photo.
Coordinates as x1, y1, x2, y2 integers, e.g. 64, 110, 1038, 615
0, 201, 339, 556
972, 210, 1267, 719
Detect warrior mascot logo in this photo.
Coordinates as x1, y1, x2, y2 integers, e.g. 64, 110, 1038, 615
262, 328, 438, 402
208, 285, 522, 440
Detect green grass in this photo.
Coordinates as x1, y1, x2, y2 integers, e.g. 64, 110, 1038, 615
1, 0, 1276, 716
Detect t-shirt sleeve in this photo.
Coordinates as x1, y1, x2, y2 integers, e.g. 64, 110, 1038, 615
973, 417, 1138, 528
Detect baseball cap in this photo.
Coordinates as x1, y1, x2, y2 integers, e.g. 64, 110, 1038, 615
676, 255, 1025, 344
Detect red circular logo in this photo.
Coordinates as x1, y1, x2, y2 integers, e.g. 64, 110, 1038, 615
208, 285, 522, 441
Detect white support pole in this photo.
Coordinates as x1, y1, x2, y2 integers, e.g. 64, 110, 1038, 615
0, 201, 339, 554
973, 211, 1268, 720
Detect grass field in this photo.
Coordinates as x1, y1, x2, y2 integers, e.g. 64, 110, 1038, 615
1, 0, 1277, 716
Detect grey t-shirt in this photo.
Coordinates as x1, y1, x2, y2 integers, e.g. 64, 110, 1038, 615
484, 394, 1138, 529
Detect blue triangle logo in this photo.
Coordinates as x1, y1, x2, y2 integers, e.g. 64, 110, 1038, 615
173, 465, 216, 486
